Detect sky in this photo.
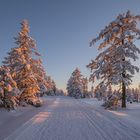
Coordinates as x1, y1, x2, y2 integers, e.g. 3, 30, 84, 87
0, 0, 140, 91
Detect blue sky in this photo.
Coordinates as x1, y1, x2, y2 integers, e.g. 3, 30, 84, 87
0, 0, 140, 91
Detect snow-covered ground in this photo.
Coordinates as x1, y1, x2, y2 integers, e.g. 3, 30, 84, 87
0, 96, 140, 140
80, 98, 140, 126
0, 96, 57, 140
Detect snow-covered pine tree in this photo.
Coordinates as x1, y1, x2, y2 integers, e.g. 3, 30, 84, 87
0, 66, 20, 110
134, 88, 139, 102
3, 20, 42, 107
126, 88, 132, 102
67, 78, 73, 97
67, 68, 84, 98
44, 76, 56, 96
94, 86, 100, 99
82, 78, 88, 93
107, 84, 113, 98
31, 58, 48, 96
97, 83, 107, 100
58, 89, 65, 96
82, 77, 89, 98
87, 11, 140, 108
55, 89, 64, 96
50, 79, 56, 95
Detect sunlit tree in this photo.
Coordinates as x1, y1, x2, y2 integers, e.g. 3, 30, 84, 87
45, 76, 56, 96
0, 66, 20, 109
87, 11, 140, 108
3, 20, 42, 106
31, 58, 48, 96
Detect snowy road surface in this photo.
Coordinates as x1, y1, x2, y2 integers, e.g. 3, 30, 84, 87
1, 96, 140, 140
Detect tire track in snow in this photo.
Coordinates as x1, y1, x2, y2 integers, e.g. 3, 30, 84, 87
4, 98, 59, 140
79, 100, 140, 140
4, 97, 140, 140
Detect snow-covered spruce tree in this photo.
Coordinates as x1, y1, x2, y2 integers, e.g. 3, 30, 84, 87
96, 83, 107, 100
31, 58, 48, 96
94, 86, 100, 99
87, 11, 140, 108
0, 66, 20, 110
82, 78, 88, 94
3, 20, 42, 107
82, 77, 94, 98
67, 78, 73, 97
107, 84, 113, 98
55, 89, 65, 96
82, 77, 90, 98
44, 76, 56, 96
67, 68, 84, 98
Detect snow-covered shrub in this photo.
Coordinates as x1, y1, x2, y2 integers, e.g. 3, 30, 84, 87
0, 66, 20, 110
84, 91, 93, 98
93, 83, 107, 100
102, 94, 121, 110
37, 84, 47, 97
25, 97, 43, 107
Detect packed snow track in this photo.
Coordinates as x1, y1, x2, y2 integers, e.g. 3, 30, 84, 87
1, 96, 140, 140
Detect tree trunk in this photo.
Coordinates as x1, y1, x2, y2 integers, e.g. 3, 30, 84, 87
121, 58, 126, 108
121, 36, 126, 108
122, 80, 126, 108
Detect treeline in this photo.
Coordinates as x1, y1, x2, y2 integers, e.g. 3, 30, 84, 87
94, 84, 140, 103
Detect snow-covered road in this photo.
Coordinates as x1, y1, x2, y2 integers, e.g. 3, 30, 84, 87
2, 96, 140, 140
